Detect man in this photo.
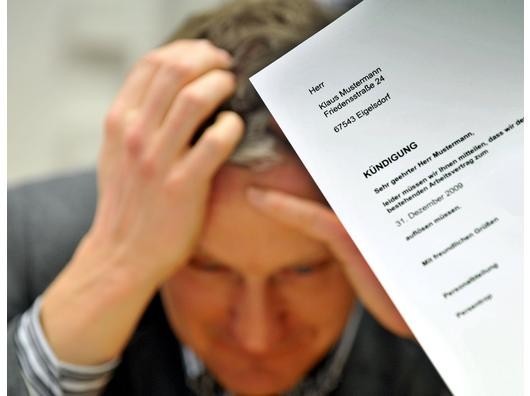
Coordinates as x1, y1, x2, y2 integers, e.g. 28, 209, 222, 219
7, 0, 450, 394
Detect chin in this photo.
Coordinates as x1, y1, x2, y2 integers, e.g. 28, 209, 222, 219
205, 352, 306, 395
214, 367, 298, 396
200, 332, 331, 395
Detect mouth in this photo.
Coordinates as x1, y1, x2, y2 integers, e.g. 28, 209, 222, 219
205, 336, 318, 386
209, 359, 297, 396
209, 326, 317, 360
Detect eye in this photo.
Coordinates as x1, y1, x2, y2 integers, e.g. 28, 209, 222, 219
283, 260, 334, 278
282, 262, 330, 278
291, 264, 317, 275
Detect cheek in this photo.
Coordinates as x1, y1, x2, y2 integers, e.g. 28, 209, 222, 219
278, 265, 354, 329
161, 264, 355, 351
161, 268, 235, 347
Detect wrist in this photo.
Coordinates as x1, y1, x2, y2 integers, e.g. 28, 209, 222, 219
40, 234, 160, 365
76, 232, 164, 292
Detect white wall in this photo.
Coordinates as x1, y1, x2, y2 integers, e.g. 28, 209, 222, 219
8, 0, 225, 183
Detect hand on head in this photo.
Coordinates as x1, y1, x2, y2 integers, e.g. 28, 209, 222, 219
93, 39, 244, 283
41, 39, 244, 365
41, 38, 410, 378
245, 185, 412, 339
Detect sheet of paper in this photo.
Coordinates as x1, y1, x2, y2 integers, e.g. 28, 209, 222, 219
250, 1, 523, 395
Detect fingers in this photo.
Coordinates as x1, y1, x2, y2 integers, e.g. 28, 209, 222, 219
246, 188, 342, 242
246, 189, 367, 272
138, 41, 232, 129
245, 187, 359, 268
151, 69, 237, 165
180, 111, 244, 180
112, 59, 159, 112
105, 40, 232, 147
113, 40, 231, 113
101, 39, 235, 180
92, 41, 244, 303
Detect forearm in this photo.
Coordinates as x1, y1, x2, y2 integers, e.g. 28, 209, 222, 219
38, 39, 241, 368
40, 235, 160, 365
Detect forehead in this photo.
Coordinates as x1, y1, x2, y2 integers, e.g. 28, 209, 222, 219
198, 156, 329, 276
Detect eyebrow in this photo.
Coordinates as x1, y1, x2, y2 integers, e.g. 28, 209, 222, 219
191, 250, 333, 272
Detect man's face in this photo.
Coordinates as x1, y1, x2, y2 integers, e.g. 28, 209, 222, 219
161, 154, 355, 395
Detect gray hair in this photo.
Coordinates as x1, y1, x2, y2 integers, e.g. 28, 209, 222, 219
167, 0, 332, 170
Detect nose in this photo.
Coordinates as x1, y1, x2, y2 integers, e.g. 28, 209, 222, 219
230, 278, 285, 355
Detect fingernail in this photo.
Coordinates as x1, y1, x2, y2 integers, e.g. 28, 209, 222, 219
246, 187, 266, 207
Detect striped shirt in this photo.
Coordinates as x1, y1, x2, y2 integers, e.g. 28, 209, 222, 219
14, 297, 119, 396
15, 297, 362, 396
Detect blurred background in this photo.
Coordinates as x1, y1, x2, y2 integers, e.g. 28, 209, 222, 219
8, 0, 228, 184
7, 0, 359, 184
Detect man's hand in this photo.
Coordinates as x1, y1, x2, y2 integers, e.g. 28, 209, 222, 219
246, 187, 413, 339
93, 39, 243, 282
41, 40, 243, 365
